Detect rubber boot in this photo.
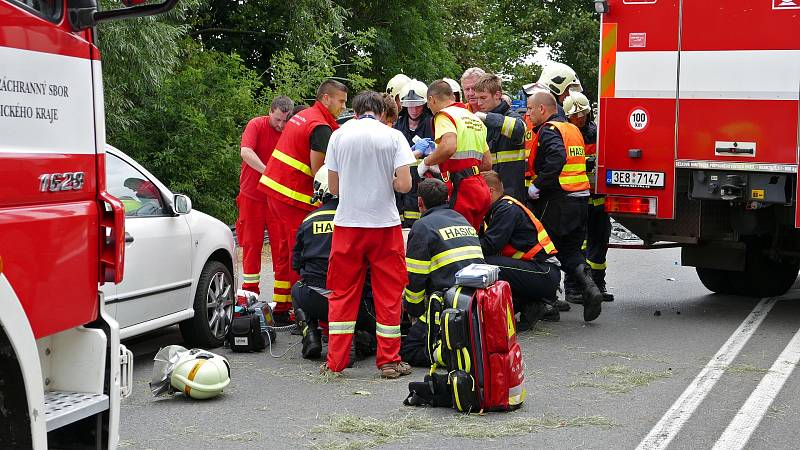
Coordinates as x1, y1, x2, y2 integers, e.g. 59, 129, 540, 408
564, 272, 583, 305
575, 264, 603, 322
541, 297, 560, 322
301, 321, 322, 359
516, 301, 543, 332
592, 269, 615, 302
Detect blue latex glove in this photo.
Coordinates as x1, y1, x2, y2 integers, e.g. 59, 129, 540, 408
528, 184, 540, 200
412, 138, 436, 156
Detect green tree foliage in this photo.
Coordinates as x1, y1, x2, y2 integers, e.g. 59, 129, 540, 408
114, 44, 263, 224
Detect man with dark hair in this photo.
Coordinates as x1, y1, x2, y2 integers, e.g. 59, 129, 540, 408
323, 90, 417, 378
400, 178, 485, 366
526, 90, 604, 322
421, 79, 493, 231
237, 95, 294, 294
473, 74, 528, 202
258, 80, 348, 323
480, 171, 561, 330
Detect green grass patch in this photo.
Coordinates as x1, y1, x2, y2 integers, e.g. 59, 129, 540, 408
588, 350, 668, 363
310, 412, 615, 448
570, 363, 673, 394
725, 364, 770, 375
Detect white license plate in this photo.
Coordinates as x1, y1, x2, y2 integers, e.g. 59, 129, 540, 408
606, 170, 665, 188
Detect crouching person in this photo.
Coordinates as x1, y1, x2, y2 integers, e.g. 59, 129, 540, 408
401, 178, 486, 366
480, 171, 561, 330
292, 167, 376, 360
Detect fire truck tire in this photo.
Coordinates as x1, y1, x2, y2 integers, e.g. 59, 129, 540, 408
180, 260, 234, 349
696, 257, 800, 298
0, 333, 32, 448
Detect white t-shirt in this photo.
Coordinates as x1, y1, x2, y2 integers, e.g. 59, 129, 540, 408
325, 117, 416, 228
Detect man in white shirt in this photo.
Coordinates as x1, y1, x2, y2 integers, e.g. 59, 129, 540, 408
322, 90, 416, 378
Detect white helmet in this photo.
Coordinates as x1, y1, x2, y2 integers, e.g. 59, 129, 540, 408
537, 62, 582, 96
386, 74, 411, 99
312, 165, 333, 203
563, 91, 591, 117
399, 79, 428, 107
170, 349, 230, 400
443, 78, 462, 95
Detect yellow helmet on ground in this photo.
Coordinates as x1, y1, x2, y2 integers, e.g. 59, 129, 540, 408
537, 62, 582, 96
399, 79, 428, 107
386, 74, 412, 99
563, 91, 591, 117
170, 349, 231, 400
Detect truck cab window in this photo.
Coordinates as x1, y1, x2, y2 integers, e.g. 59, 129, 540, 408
8, 0, 62, 22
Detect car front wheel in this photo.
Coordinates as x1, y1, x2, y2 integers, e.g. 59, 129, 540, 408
180, 260, 234, 348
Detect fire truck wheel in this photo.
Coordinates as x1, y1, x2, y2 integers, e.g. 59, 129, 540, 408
180, 260, 234, 348
696, 255, 800, 298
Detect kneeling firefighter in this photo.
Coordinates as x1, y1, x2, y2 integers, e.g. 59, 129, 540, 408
400, 178, 485, 367
291, 167, 377, 360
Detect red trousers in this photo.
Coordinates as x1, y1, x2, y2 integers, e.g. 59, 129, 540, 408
265, 198, 307, 313
326, 226, 408, 371
452, 175, 491, 231
236, 194, 279, 294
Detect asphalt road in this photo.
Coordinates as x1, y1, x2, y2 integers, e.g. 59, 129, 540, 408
119, 247, 800, 449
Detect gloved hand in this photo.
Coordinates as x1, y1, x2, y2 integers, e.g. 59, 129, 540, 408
527, 184, 540, 200
475, 112, 488, 122
418, 160, 441, 177
412, 138, 436, 156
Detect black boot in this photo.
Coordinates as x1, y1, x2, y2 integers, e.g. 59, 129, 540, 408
575, 264, 603, 322
273, 311, 293, 327
301, 321, 322, 359
564, 272, 583, 305
516, 301, 543, 332
592, 269, 615, 302
541, 297, 560, 322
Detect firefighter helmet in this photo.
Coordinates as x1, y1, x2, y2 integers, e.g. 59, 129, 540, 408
563, 91, 591, 117
386, 74, 411, 99
170, 349, 230, 400
443, 78, 462, 96
537, 62, 582, 96
312, 165, 333, 203
399, 79, 428, 107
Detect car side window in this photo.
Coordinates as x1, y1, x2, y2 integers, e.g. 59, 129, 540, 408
8, 0, 62, 22
106, 153, 168, 217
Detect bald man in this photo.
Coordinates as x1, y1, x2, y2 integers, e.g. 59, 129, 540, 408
527, 91, 603, 322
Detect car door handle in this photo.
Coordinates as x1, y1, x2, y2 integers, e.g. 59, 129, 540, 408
124, 232, 134, 243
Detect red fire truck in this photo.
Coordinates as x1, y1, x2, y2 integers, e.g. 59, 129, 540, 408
596, 0, 800, 297
0, 0, 176, 447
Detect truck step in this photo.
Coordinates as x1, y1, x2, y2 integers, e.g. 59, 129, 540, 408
45, 391, 109, 432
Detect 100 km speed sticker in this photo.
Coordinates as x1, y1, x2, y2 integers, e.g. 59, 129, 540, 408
629, 108, 649, 132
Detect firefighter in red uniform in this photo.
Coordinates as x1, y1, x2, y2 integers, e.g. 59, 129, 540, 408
236, 96, 294, 295
258, 80, 348, 324
420, 79, 493, 231
526, 90, 604, 322
564, 92, 614, 303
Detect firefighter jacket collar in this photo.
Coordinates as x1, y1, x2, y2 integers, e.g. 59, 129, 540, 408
533, 113, 562, 133
420, 204, 450, 218
312, 100, 341, 132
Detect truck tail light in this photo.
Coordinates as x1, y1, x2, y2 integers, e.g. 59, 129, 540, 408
605, 195, 657, 215
98, 191, 126, 284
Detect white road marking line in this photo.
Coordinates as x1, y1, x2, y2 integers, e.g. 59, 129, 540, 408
637, 297, 778, 450
712, 326, 800, 450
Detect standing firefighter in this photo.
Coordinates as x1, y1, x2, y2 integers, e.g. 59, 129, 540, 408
420, 79, 493, 231
258, 80, 348, 324
386, 73, 411, 113
564, 92, 614, 303
394, 79, 435, 226
526, 90, 604, 322
473, 73, 528, 202
322, 91, 416, 378
237, 96, 294, 295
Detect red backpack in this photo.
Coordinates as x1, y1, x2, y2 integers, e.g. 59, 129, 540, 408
404, 281, 526, 412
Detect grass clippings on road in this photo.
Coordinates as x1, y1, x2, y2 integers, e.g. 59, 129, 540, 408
570, 363, 673, 394
310, 412, 616, 449
724, 364, 770, 375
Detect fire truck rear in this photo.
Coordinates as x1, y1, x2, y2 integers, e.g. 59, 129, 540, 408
0, 0, 176, 447
596, 0, 800, 297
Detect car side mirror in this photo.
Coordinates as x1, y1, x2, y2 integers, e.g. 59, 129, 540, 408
173, 194, 192, 215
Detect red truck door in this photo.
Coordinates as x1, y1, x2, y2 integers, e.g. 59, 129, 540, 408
597, 0, 681, 219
